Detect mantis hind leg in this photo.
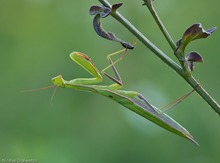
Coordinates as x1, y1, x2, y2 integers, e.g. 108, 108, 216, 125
101, 48, 127, 86
102, 57, 123, 86
101, 39, 137, 85
159, 89, 195, 112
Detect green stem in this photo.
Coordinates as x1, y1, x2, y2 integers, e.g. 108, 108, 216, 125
143, 0, 220, 112
143, 0, 191, 76
98, 0, 220, 116
144, 0, 176, 51
184, 76, 220, 115
99, 0, 182, 74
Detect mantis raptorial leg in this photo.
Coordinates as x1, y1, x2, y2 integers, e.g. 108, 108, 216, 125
71, 51, 158, 113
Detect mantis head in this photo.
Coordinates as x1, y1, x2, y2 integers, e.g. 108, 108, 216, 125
51, 75, 66, 88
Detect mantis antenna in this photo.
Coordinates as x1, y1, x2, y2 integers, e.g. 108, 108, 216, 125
21, 85, 58, 104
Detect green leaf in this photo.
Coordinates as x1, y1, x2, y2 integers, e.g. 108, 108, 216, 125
176, 23, 216, 53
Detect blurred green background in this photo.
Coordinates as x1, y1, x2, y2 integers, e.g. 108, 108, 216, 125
1, 0, 220, 162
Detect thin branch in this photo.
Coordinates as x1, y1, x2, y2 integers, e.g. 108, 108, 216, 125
143, 0, 191, 75
143, 0, 176, 51
98, 0, 182, 75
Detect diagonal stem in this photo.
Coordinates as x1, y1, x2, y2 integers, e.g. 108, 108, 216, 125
143, 0, 176, 51
98, 0, 220, 116
99, 0, 182, 75
143, 0, 191, 75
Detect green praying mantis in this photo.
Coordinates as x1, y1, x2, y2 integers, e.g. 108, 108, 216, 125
50, 50, 198, 145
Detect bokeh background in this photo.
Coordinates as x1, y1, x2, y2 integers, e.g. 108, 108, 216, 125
1, 0, 220, 162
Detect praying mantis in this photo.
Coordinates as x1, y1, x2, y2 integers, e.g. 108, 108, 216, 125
51, 50, 198, 145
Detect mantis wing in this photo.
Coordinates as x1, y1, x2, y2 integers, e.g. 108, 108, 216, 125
98, 89, 198, 145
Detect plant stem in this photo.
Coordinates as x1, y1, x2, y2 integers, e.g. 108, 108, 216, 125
143, 0, 192, 76
143, 0, 220, 113
143, 0, 176, 51
99, 0, 182, 74
98, 0, 220, 116
185, 76, 220, 114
